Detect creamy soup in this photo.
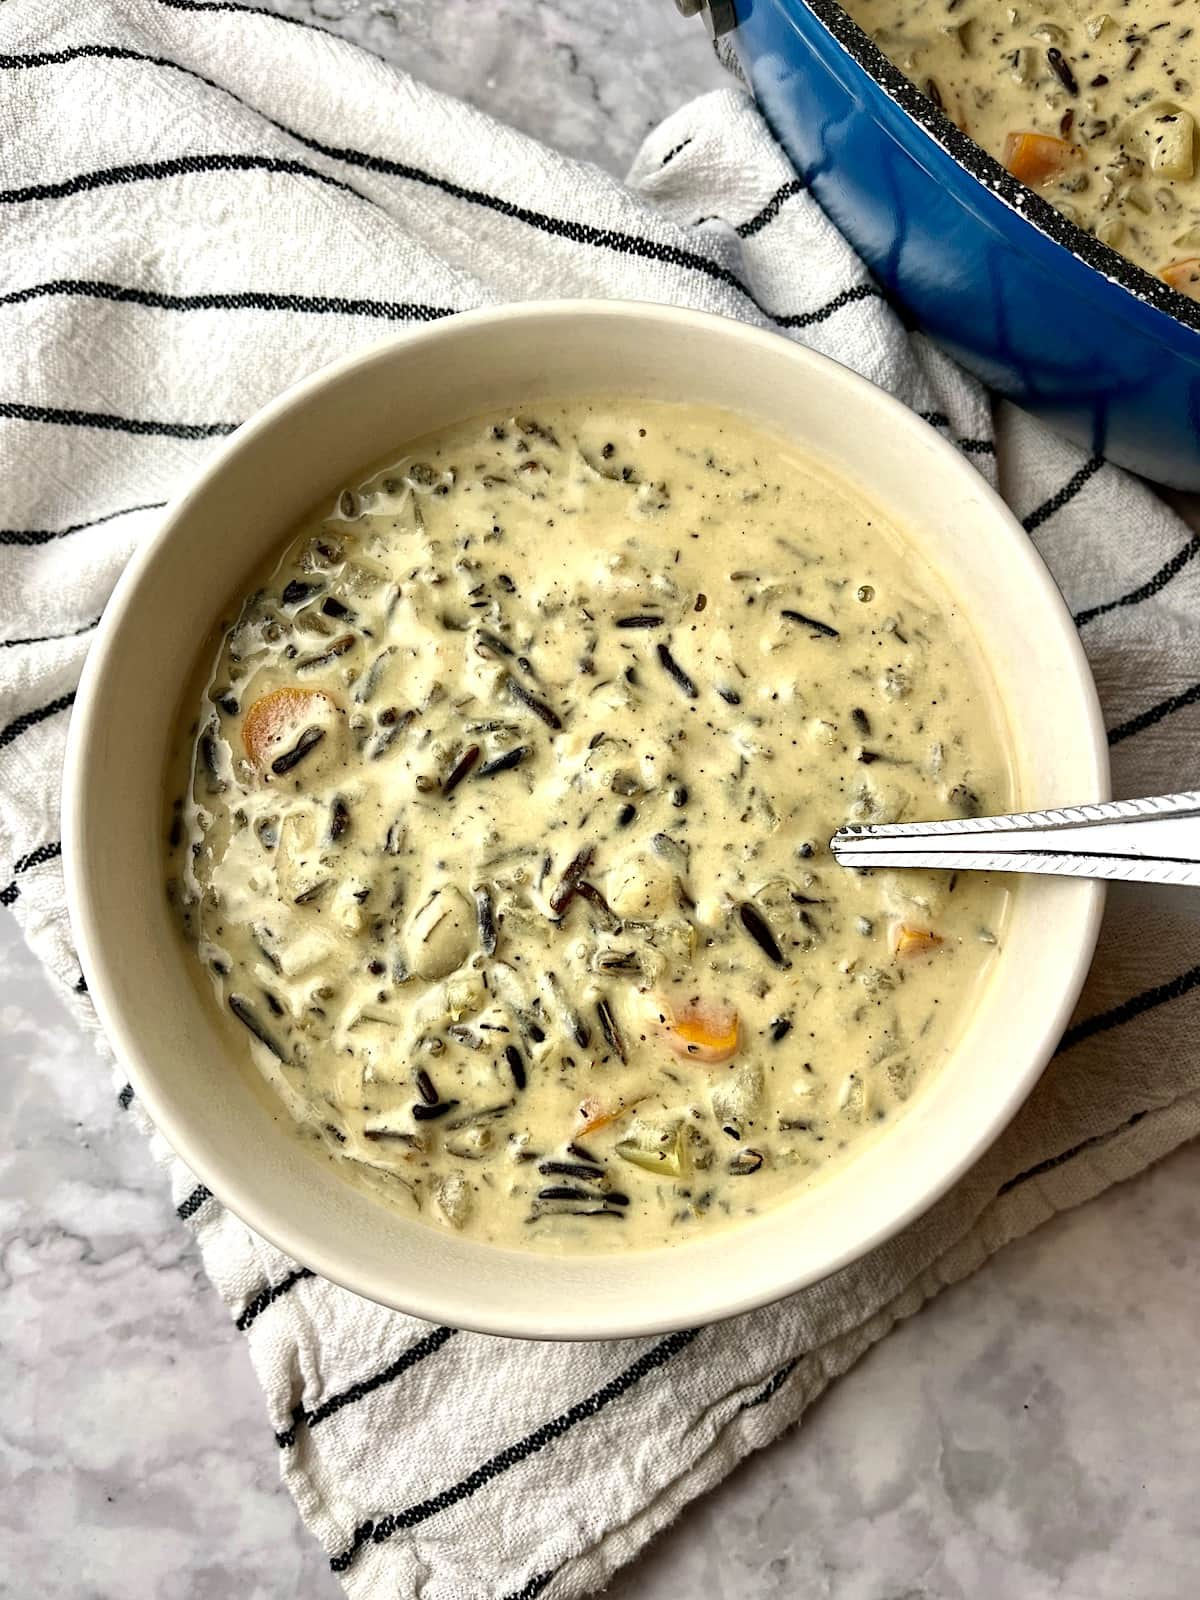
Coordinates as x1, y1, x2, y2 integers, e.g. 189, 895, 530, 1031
841, 0, 1200, 290
167, 401, 1013, 1253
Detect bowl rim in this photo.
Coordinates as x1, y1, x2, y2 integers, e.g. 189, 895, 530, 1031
62, 298, 1109, 1338
779, 0, 1200, 341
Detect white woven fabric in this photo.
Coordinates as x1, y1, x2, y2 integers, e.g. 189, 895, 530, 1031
3, 3, 1200, 1595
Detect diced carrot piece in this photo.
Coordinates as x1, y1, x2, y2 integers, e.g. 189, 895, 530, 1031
658, 998, 740, 1065
242, 686, 335, 769
890, 923, 944, 958
577, 1096, 642, 1138
1161, 258, 1200, 300
1002, 131, 1082, 186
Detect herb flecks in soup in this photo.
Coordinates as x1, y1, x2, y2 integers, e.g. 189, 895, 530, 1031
841, 0, 1200, 289
168, 402, 1012, 1252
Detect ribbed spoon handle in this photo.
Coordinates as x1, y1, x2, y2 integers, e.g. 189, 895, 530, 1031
829, 791, 1200, 886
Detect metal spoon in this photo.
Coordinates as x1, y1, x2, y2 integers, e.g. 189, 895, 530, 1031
829, 791, 1200, 887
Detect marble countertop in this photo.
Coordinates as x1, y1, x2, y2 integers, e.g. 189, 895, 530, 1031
4, 2, 1199, 1597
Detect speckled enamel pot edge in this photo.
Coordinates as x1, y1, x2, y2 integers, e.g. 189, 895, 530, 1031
778, 0, 1200, 341
61, 300, 1108, 1340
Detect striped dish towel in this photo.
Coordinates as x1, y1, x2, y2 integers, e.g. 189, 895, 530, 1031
4, 2, 1200, 1595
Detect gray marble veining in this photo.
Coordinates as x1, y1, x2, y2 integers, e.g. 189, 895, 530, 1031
249, 0, 728, 173
3, 2, 1198, 1597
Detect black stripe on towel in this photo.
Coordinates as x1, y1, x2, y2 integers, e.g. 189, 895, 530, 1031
773, 282, 882, 329
0, 501, 167, 548
736, 179, 807, 238
501, 1571, 558, 1600
0, 153, 375, 210
2, 619, 100, 646
1106, 679, 1200, 747
659, 137, 693, 167
1021, 456, 1104, 533
997, 964, 1200, 1191
1074, 532, 1200, 628
0, 690, 75, 752
1059, 962, 1200, 1053
188, 103, 786, 321
12, 840, 62, 874
0, 126, 764, 319
118, 1083, 134, 1109
0, 402, 237, 440
177, 1184, 212, 1220
739, 1357, 800, 1412
275, 1325, 456, 1447
0, 45, 858, 336
0, 839, 63, 907
330, 1328, 699, 1571
298, 133, 832, 329
235, 1266, 316, 1331
0, 278, 459, 325
996, 1109, 1148, 1196
917, 410, 995, 456
0, 43, 192, 69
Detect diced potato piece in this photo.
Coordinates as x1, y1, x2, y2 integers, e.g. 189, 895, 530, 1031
408, 885, 475, 980
275, 929, 337, 978
433, 1172, 472, 1229
837, 1072, 868, 1120
1002, 131, 1082, 186
331, 878, 368, 936
1009, 47, 1034, 85
711, 1064, 763, 1130
1161, 257, 1200, 300
606, 852, 675, 919
644, 919, 697, 980
890, 923, 944, 958
445, 1125, 493, 1160
275, 812, 326, 904
1144, 106, 1196, 180
442, 970, 487, 1022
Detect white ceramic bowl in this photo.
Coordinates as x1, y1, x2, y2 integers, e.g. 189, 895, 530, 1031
62, 302, 1107, 1339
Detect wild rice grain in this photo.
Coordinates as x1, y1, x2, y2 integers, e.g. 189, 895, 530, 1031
739, 902, 792, 968
780, 609, 839, 639
596, 996, 627, 1062
476, 745, 530, 778
271, 726, 325, 776
656, 641, 698, 699
474, 885, 497, 955
227, 995, 288, 1061
415, 1067, 439, 1105
412, 1099, 461, 1122
506, 1043, 528, 1090
443, 743, 481, 795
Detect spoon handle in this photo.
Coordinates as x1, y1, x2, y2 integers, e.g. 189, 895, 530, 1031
829, 791, 1200, 886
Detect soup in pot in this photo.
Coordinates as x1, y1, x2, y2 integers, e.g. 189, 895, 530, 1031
841, 0, 1200, 292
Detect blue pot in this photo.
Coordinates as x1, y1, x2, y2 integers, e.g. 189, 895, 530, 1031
718, 0, 1200, 487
